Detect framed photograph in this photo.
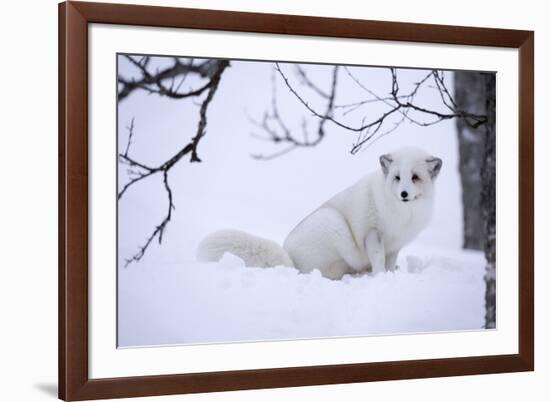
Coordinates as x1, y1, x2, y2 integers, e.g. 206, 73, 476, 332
59, 1, 534, 400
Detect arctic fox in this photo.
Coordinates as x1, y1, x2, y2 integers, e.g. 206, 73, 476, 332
197, 147, 442, 280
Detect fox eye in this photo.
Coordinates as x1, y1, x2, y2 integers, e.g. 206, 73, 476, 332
395, 175, 400, 181
412, 174, 420, 182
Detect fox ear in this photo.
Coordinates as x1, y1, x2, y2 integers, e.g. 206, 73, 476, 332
426, 157, 443, 178
379, 154, 393, 175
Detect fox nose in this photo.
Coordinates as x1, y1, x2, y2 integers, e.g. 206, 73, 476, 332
401, 191, 408, 199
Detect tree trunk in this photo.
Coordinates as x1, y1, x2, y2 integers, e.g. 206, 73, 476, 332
454, 71, 496, 329
481, 74, 496, 329
454, 72, 486, 251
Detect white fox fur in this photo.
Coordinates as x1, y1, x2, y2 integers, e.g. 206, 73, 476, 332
197, 147, 442, 280
196, 229, 294, 268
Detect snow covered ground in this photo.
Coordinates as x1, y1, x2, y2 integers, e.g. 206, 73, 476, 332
118, 245, 485, 347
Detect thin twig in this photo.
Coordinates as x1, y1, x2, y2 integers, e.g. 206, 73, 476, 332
119, 59, 230, 265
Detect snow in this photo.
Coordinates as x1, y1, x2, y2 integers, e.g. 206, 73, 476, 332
118, 245, 485, 347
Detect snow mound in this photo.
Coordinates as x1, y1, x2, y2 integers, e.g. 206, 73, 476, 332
118, 245, 486, 347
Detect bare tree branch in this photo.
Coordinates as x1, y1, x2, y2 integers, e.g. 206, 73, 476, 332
123, 171, 175, 266
118, 55, 223, 101
119, 59, 229, 266
123, 117, 136, 157
253, 64, 488, 157
250, 64, 339, 160
344, 67, 447, 133
389, 68, 486, 128
432, 70, 457, 111
294, 65, 331, 99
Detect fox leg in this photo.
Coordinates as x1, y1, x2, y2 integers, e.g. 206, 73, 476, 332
385, 251, 399, 272
365, 230, 386, 274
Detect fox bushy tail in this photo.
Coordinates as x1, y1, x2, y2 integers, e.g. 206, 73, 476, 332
196, 229, 294, 268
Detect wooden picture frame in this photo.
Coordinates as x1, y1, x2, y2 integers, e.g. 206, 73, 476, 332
59, 1, 534, 400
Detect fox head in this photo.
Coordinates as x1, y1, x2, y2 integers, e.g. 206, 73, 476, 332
379, 147, 442, 204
